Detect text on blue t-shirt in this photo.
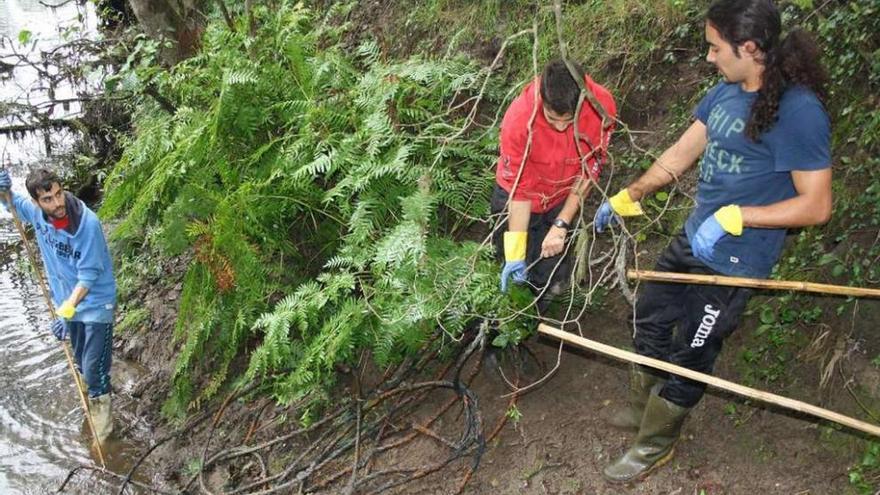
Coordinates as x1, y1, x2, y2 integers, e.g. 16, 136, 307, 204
685, 81, 831, 278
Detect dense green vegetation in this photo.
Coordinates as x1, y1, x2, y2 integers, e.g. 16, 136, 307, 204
101, 0, 706, 418
100, 3, 535, 419
97, 0, 879, 488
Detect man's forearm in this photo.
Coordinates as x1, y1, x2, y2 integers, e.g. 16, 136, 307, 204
507, 199, 531, 232
0, 191, 38, 224
66, 285, 90, 307
627, 148, 693, 201
556, 178, 592, 224
626, 121, 707, 201
0, 190, 17, 212
743, 168, 833, 229
741, 201, 824, 228
742, 196, 831, 228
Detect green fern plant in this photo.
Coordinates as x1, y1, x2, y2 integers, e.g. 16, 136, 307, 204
102, 1, 529, 418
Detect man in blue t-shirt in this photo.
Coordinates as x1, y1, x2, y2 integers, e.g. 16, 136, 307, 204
0, 167, 116, 444
594, 0, 832, 483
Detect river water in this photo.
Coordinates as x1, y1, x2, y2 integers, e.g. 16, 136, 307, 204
1, 2, 157, 493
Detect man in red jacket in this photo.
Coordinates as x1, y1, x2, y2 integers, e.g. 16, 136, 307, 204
494, 59, 616, 305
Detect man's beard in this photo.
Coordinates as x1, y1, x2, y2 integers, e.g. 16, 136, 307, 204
50, 207, 66, 219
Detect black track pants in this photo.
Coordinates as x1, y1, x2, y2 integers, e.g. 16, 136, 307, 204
490, 184, 573, 294
634, 233, 753, 408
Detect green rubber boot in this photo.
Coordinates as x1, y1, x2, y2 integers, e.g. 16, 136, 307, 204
608, 367, 665, 431
88, 393, 114, 444
603, 393, 690, 483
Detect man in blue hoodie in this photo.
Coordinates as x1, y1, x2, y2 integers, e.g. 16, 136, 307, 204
0, 168, 116, 443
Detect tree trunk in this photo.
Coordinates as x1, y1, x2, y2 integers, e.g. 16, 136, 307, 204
127, 0, 206, 65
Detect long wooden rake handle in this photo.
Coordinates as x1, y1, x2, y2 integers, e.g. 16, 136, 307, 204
1, 189, 106, 466
538, 323, 880, 437
628, 269, 880, 298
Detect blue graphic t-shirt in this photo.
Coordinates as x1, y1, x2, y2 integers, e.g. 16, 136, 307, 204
685, 82, 831, 278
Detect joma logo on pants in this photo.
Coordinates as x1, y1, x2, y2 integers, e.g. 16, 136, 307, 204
690, 304, 721, 348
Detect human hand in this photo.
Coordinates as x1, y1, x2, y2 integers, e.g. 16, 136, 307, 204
0, 169, 10, 192
540, 226, 566, 258
501, 231, 528, 292
50, 319, 68, 341
56, 299, 76, 319
691, 205, 742, 260
500, 260, 528, 293
594, 201, 616, 233
595, 189, 643, 233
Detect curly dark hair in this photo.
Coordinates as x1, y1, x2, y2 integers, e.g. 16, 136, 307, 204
707, 0, 829, 140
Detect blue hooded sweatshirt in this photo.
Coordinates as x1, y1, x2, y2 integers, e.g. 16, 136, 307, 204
2, 191, 116, 323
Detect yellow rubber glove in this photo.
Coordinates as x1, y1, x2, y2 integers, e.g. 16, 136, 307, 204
713, 205, 743, 236
503, 231, 527, 262
596, 188, 644, 233
56, 300, 76, 319
501, 231, 528, 292
608, 189, 644, 217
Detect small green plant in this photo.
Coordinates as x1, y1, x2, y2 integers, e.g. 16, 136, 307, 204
183, 458, 203, 477
723, 403, 737, 417
17, 29, 32, 45
740, 296, 823, 385
849, 442, 880, 494
116, 308, 150, 334
505, 404, 523, 424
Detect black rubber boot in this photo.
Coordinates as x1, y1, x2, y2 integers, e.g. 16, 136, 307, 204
603, 393, 690, 483
608, 367, 665, 431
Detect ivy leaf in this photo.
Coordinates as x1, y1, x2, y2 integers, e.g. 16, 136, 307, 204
18, 30, 32, 45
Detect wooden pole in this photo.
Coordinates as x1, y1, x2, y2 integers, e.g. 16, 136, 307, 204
628, 269, 880, 299
538, 323, 880, 438
1, 190, 107, 466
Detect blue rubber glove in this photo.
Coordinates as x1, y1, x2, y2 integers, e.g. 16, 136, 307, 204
0, 169, 10, 192
691, 215, 729, 260
501, 231, 528, 293
692, 205, 744, 260
50, 319, 68, 341
500, 260, 527, 293
594, 201, 617, 233
595, 189, 644, 233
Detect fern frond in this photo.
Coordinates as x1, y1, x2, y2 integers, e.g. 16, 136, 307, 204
224, 69, 259, 86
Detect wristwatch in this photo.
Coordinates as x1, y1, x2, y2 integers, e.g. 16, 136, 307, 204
552, 218, 571, 230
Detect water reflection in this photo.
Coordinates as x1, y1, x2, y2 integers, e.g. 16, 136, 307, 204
0, 255, 95, 491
